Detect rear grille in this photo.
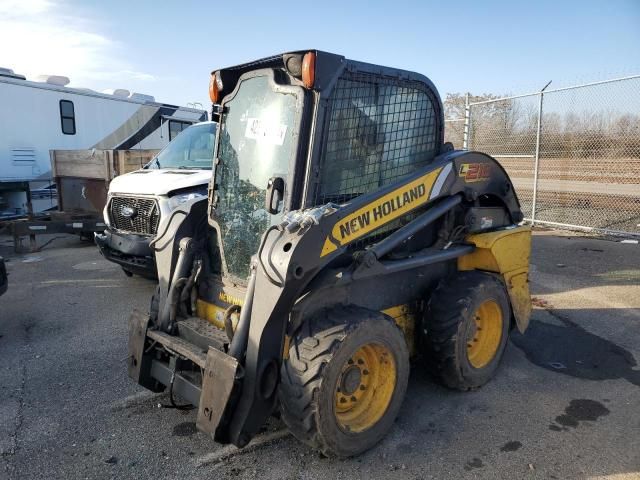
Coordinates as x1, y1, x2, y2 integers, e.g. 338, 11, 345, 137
109, 196, 160, 235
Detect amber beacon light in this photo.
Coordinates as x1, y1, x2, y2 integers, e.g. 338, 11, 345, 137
302, 52, 316, 89
209, 73, 220, 103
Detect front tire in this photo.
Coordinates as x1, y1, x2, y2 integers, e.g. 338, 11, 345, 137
279, 307, 409, 457
421, 271, 510, 390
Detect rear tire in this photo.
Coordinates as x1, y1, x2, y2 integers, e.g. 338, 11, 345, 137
279, 306, 409, 457
421, 271, 510, 390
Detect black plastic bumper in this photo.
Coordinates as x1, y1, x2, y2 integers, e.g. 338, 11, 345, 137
0, 258, 7, 297
95, 229, 157, 279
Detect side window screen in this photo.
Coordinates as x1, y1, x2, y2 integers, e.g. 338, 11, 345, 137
169, 120, 191, 140
60, 100, 76, 135
316, 73, 438, 204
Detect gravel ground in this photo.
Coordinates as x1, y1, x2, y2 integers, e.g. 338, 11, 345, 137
0, 231, 638, 480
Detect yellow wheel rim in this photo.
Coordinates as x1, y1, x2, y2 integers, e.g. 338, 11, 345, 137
334, 343, 396, 433
467, 299, 503, 369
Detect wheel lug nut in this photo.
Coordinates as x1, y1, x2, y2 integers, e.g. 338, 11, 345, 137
348, 359, 354, 365
357, 359, 364, 365
363, 369, 369, 375
360, 385, 366, 391
351, 396, 357, 402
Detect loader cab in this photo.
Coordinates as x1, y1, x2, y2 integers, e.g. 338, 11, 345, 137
208, 50, 444, 283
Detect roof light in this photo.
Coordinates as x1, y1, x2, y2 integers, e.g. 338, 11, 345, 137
209, 73, 220, 103
302, 52, 315, 89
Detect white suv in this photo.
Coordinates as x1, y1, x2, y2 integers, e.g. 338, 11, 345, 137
96, 121, 216, 278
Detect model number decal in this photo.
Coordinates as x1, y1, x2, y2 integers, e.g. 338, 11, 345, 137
459, 163, 491, 182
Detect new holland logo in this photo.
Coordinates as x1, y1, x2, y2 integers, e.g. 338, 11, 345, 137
337, 184, 426, 240
321, 167, 444, 257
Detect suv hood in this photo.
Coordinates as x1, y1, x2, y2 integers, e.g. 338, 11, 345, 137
108, 169, 212, 196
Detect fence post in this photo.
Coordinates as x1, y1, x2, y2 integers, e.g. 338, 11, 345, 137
463, 93, 470, 150
531, 80, 552, 225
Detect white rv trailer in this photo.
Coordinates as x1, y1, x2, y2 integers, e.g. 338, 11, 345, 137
0, 67, 207, 216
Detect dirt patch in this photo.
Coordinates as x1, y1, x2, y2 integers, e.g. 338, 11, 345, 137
172, 422, 197, 437
500, 441, 522, 452
464, 458, 484, 471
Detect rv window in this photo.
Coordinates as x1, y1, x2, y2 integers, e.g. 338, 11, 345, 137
59, 100, 76, 135
169, 120, 191, 140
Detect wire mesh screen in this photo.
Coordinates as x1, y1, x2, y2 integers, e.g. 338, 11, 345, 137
315, 72, 440, 205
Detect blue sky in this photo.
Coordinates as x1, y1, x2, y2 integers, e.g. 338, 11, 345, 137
2, 0, 639, 108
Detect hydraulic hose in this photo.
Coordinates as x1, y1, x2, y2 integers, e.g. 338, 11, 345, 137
168, 277, 188, 328
158, 237, 193, 332
223, 304, 241, 342
180, 258, 202, 306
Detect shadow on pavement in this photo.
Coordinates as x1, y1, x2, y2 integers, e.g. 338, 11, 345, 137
511, 312, 640, 387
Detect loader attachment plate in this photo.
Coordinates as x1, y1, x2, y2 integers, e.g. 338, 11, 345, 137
128, 310, 150, 382
197, 347, 240, 438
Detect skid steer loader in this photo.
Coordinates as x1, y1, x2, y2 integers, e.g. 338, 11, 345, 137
127, 50, 532, 457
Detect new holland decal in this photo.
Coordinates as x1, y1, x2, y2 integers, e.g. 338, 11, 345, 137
321, 167, 444, 257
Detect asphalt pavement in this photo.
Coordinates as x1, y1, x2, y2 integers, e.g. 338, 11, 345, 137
0, 231, 638, 479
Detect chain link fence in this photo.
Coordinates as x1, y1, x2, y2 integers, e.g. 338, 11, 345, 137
444, 118, 465, 150
446, 75, 640, 236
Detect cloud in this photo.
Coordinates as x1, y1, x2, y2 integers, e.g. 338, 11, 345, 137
0, 0, 156, 88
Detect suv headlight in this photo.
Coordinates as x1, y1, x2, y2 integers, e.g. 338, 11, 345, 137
103, 195, 111, 226
167, 191, 207, 211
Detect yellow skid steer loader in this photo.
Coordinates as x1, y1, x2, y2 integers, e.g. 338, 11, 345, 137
127, 50, 531, 457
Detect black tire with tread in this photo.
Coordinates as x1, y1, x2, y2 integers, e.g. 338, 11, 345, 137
421, 271, 510, 391
279, 306, 409, 457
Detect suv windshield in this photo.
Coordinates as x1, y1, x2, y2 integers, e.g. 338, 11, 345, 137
150, 122, 216, 170
214, 73, 301, 280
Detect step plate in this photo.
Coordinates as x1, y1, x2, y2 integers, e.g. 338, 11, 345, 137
147, 329, 208, 367
178, 317, 229, 353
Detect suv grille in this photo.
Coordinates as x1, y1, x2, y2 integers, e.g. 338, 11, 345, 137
109, 196, 160, 235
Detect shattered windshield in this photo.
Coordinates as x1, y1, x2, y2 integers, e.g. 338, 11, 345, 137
214, 74, 300, 280
150, 122, 216, 170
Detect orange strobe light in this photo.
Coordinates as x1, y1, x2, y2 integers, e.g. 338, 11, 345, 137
302, 52, 316, 89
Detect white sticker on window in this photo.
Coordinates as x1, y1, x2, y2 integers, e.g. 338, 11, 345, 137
245, 118, 287, 146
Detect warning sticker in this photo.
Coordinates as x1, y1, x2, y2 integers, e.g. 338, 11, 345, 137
245, 118, 287, 146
